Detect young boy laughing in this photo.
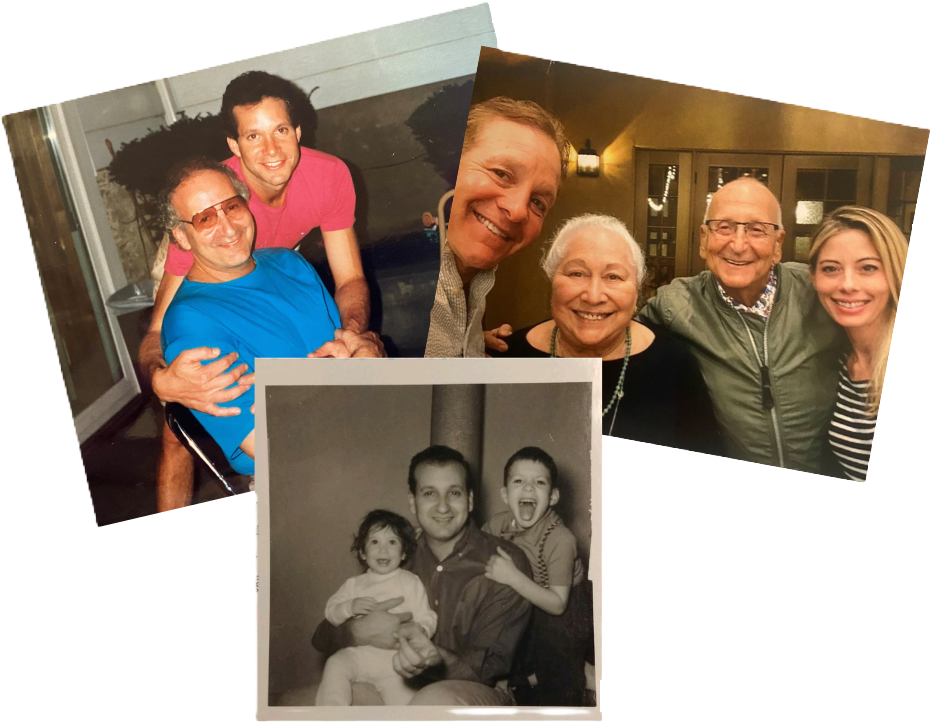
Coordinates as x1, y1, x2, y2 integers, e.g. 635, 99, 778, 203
483, 447, 594, 706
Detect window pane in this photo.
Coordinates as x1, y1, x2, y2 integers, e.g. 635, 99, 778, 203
796, 170, 825, 200
827, 169, 857, 200
796, 200, 824, 225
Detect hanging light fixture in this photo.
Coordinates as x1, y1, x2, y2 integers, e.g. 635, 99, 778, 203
576, 139, 600, 177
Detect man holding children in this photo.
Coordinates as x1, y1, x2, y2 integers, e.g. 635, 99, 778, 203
312, 445, 593, 707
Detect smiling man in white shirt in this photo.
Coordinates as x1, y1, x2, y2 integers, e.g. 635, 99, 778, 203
424, 97, 568, 358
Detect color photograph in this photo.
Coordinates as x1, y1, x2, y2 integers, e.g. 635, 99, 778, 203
3, 5, 494, 524
437, 46, 928, 481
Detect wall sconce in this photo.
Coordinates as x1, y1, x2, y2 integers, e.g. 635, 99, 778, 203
576, 139, 600, 177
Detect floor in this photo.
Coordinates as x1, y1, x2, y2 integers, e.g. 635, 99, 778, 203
81, 395, 230, 526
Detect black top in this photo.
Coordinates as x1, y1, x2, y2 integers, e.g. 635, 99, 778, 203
492, 322, 724, 456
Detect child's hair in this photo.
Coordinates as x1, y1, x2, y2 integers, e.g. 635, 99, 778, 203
351, 509, 418, 567
503, 446, 559, 491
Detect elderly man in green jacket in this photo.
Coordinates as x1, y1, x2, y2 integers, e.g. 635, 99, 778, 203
639, 178, 843, 473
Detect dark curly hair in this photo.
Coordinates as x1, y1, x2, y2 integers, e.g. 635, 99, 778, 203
503, 446, 559, 492
407, 445, 473, 496
351, 510, 418, 569
220, 71, 307, 140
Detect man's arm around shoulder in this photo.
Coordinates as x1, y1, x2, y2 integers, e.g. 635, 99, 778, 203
140, 274, 252, 414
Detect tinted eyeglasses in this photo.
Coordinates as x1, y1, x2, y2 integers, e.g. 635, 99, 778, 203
705, 219, 780, 240
180, 195, 250, 233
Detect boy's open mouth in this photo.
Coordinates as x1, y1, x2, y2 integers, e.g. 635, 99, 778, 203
518, 498, 538, 521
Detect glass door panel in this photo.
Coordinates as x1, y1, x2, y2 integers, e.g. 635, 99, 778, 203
5, 107, 136, 439
886, 156, 923, 241
634, 150, 692, 289
781, 155, 872, 262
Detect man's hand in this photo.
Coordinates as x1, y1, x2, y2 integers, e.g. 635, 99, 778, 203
485, 546, 523, 587
391, 623, 442, 679
152, 346, 253, 416
308, 329, 386, 359
351, 597, 379, 616
483, 324, 513, 353
348, 597, 412, 650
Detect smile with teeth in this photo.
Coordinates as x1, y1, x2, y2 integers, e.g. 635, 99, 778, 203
575, 311, 612, 321
517, 498, 538, 519
722, 258, 755, 266
473, 211, 509, 239
834, 299, 869, 309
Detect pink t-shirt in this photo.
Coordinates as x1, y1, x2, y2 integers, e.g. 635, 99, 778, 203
164, 147, 356, 276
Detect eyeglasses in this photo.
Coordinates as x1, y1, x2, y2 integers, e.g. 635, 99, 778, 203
180, 195, 250, 233
705, 219, 780, 240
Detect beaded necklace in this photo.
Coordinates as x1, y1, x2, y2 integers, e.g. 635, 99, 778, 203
550, 325, 632, 435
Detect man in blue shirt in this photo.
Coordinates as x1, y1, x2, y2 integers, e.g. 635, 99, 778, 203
160, 157, 355, 474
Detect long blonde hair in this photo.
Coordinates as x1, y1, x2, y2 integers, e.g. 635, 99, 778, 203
808, 206, 908, 414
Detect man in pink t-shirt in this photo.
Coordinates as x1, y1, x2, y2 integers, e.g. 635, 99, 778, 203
140, 71, 383, 511
162, 146, 357, 276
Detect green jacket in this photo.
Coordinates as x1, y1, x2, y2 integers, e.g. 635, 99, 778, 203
638, 263, 844, 473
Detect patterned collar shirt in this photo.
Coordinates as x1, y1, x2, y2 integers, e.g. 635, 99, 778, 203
715, 266, 778, 319
424, 244, 496, 358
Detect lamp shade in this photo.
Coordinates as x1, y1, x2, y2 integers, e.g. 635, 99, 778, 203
577, 139, 600, 177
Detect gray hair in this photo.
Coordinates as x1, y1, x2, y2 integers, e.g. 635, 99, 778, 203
540, 214, 646, 286
159, 157, 251, 232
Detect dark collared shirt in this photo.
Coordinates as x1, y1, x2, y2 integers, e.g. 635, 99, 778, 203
410, 523, 532, 686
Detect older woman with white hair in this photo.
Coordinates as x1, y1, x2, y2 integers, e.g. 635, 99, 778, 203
492, 214, 722, 453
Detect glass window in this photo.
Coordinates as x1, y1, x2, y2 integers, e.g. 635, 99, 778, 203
4, 109, 122, 415
646, 164, 680, 293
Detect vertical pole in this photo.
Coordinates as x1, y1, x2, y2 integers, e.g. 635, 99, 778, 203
430, 384, 484, 480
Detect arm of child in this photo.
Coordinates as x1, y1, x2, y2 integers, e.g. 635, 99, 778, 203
403, 571, 438, 638
324, 576, 362, 626
485, 547, 570, 616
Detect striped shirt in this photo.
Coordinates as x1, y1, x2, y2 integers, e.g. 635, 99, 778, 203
829, 359, 876, 481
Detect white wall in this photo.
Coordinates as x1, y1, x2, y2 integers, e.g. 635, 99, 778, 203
75, 83, 166, 171
75, 5, 494, 171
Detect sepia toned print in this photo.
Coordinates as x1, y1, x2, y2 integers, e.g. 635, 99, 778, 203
255, 358, 601, 719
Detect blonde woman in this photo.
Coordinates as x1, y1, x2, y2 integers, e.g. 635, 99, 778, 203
808, 207, 908, 481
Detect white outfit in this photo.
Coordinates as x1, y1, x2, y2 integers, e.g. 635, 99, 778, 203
316, 569, 437, 706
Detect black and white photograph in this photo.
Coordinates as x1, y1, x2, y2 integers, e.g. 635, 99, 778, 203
255, 357, 601, 718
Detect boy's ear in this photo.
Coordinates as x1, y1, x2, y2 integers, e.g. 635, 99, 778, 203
550, 488, 560, 506
500, 486, 509, 505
